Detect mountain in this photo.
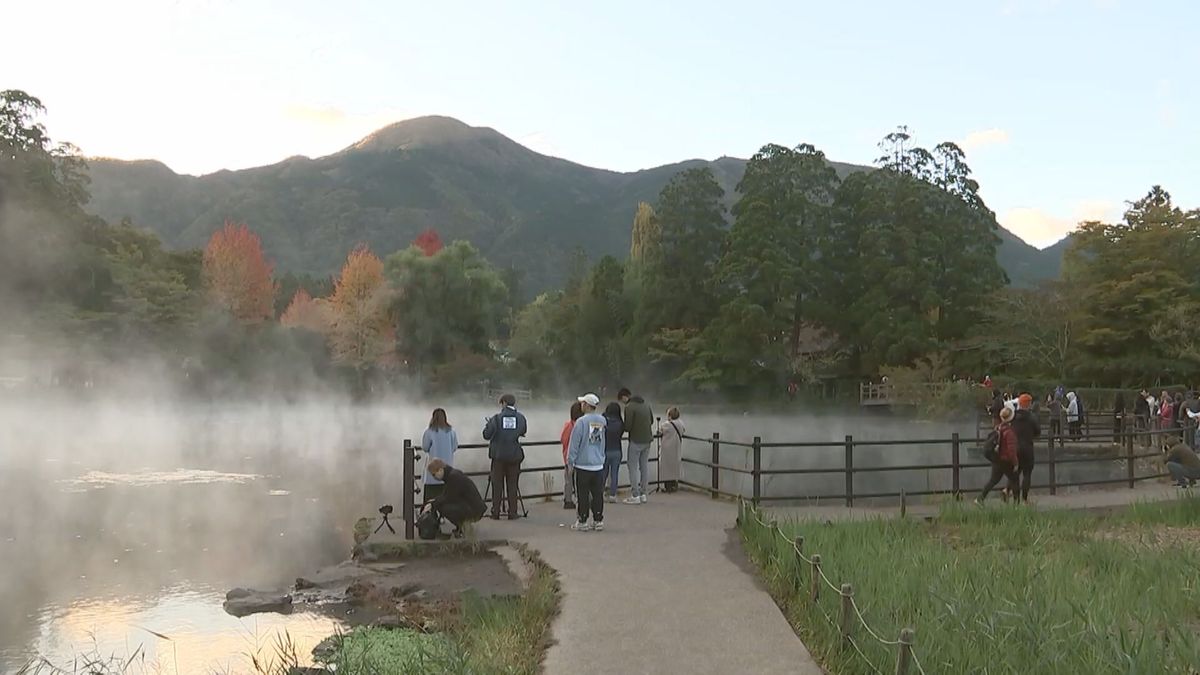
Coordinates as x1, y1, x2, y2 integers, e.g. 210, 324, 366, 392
83, 116, 1064, 298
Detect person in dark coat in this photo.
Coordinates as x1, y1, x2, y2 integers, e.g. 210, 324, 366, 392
1011, 394, 1041, 503
422, 459, 486, 537
483, 393, 528, 519
601, 401, 624, 502
1112, 392, 1126, 441
1134, 390, 1152, 448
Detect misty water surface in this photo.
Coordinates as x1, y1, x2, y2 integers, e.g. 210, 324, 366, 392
0, 393, 1123, 672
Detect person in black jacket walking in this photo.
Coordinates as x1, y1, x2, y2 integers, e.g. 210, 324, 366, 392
602, 402, 624, 503
422, 459, 486, 537
483, 393, 527, 519
1012, 393, 1041, 503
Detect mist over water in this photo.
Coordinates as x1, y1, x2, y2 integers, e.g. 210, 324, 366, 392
0, 392, 1123, 672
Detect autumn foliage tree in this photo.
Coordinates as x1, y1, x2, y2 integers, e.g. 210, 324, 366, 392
412, 228, 444, 257
327, 245, 394, 376
280, 288, 328, 333
202, 220, 276, 321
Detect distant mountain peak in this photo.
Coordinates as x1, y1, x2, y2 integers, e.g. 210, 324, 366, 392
347, 115, 502, 153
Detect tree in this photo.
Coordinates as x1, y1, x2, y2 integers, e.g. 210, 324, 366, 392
201, 220, 276, 322
327, 245, 393, 378
385, 240, 507, 379
412, 228, 444, 257
280, 288, 329, 333
968, 283, 1075, 380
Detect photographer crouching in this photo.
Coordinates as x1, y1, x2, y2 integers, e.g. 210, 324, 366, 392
421, 459, 486, 538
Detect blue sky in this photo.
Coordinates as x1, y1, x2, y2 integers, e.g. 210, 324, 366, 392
4, 0, 1196, 247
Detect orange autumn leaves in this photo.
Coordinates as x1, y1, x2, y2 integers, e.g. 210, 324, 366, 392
202, 221, 276, 322
326, 245, 396, 370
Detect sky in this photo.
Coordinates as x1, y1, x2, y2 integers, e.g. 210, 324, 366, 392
3, 0, 1197, 248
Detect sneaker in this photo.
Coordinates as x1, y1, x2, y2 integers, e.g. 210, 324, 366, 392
639, 494, 648, 504
623, 496, 641, 505
605, 494, 617, 503
571, 520, 591, 532
593, 521, 604, 532
563, 501, 576, 510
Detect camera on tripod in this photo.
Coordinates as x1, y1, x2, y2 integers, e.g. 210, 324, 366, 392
375, 504, 395, 534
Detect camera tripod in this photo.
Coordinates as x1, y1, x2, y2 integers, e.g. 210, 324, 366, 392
375, 505, 396, 534
483, 473, 529, 518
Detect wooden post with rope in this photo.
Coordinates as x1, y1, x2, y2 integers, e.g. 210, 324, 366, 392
894, 628, 915, 675
838, 583, 855, 649
809, 554, 822, 602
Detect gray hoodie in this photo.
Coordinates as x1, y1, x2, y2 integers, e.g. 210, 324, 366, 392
567, 412, 607, 471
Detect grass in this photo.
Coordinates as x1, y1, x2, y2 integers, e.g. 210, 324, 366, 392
739, 497, 1200, 674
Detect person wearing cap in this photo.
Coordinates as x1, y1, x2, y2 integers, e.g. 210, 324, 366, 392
977, 406, 1019, 504
1011, 393, 1040, 503
566, 393, 607, 531
483, 393, 527, 520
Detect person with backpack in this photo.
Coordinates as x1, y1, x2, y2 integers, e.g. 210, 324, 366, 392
420, 458, 486, 538
1012, 394, 1041, 503
567, 394, 607, 532
1163, 436, 1200, 488
602, 401, 624, 503
560, 401, 583, 510
483, 393, 527, 520
421, 408, 459, 503
658, 407, 685, 493
976, 407, 1019, 504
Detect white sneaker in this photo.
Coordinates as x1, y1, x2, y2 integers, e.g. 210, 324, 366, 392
571, 520, 591, 532
639, 494, 648, 504
593, 521, 604, 531
623, 496, 641, 505
605, 494, 617, 503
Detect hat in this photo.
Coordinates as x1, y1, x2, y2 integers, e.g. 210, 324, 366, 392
578, 393, 600, 407
1000, 407, 1014, 422
1017, 393, 1033, 408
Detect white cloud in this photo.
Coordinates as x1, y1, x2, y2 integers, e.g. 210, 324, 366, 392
960, 128, 1011, 152
999, 200, 1119, 248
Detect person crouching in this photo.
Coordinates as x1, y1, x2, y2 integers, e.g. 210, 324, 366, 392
567, 393, 608, 532
422, 459, 486, 538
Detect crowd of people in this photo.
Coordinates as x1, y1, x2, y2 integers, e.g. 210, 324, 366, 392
418, 390, 685, 538
977, 387, 1200, 503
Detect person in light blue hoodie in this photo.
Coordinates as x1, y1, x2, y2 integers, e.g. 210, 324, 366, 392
422, 408, 459, 503
567, 393, 607, 532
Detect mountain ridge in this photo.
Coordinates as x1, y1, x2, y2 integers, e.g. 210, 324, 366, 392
82, 116, 1065, 297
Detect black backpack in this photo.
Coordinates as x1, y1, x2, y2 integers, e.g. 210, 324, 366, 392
417, 510, 441, 541
982, 430, 999, 463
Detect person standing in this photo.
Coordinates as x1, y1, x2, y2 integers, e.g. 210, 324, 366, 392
1112, 392, 1126, 443
619, 388, 654, 504
1134, 390, 1151, 447
977, 407, 1019, 504
421, 459, 486, 538
1159, 391, 1175, 433
1012, 394, 1040, 503
1066, 392, 1081, 439
567, 394, 607, 531
560, 401, 583, 510
421, 408, 459, 503
1046, 393, 1063, 440
602, 402, 624, 503
483, 393, 527, 520
658, 407, 685, 493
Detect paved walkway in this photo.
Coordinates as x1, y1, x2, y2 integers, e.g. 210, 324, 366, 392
479, 492, 824, 675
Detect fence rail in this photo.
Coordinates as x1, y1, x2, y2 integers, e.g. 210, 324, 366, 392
397, 420, 1184, 539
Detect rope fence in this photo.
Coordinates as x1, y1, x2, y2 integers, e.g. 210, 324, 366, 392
739, 498, 926, 675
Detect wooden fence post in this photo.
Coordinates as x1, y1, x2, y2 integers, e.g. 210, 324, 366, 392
894, 628, 915, 675
900, 489, 907, 518
951, 433, 961, 499
711, 432, 720, 500
838, 583, 855, 648
753, 435, 762, 506
845, 435, 854, 507
402, 438, 415, 540
809, 554, 822, 602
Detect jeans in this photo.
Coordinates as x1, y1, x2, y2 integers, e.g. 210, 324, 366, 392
627, 441, 651, 497
1167, 461, 1200, 486
489, 459, 521, 517
574, 468, 604, 523
603, 451, 622, 496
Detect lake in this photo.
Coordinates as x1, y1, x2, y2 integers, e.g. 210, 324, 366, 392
0, 394, 1124, 673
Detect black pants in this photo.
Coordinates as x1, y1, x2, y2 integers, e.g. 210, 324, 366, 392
490, 460, 521, 517
574, 468, 604, 523
979, 462, 1017, 501
1069, 421, 1082, 438
1135, 415, 1150, 447
1050, 419, 1062, 438
1016, 451, 1035, 502
437, 501, 485, 530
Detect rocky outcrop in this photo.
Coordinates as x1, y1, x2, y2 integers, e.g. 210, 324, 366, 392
223, 588, 293, 617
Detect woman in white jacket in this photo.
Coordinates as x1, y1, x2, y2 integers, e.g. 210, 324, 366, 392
1066, 392, 1081, 439
658, 407, 684, 493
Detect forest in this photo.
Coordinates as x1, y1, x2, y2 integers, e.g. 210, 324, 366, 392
3, 89, 1197, 398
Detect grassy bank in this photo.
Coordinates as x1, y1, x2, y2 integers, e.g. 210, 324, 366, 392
318, 543, 560, 674
739, 498, 1200, 674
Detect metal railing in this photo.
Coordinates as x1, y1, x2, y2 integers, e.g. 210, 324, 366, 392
676, 423, 1179, 509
